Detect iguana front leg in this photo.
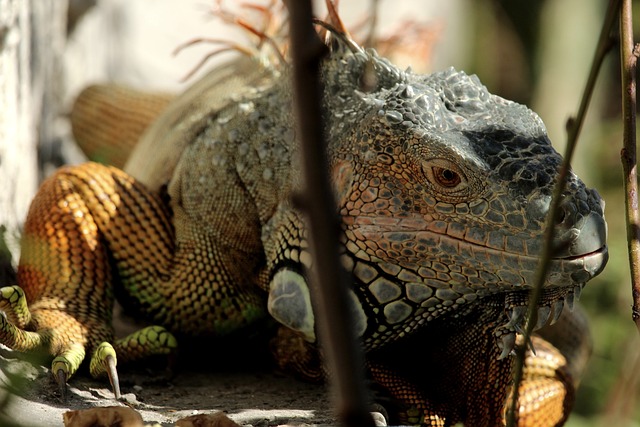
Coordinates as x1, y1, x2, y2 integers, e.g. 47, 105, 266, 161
0, 162, 178, 397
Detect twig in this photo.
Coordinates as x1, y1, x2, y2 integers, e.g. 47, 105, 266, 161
620, 0, 640, 332
505, 0, 621, 425
602, 335, 640, 422
173, 38, 256, 82
285, 1, 375, 426
364, 0, 380, 49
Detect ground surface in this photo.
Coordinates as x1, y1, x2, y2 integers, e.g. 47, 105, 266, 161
0, 346, 334, 427
0, 310, 337, 427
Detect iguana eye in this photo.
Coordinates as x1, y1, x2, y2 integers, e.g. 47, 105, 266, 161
422, 159, 468, 194
433, 167, 461, 188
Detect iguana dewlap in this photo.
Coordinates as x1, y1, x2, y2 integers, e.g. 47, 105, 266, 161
1, 35, 607, 426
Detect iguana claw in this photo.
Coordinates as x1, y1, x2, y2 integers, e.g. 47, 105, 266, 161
55, 368, 67, 401
105, 355, 121, 400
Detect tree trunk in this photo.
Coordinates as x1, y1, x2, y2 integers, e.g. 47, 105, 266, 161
0, 0, 68, 276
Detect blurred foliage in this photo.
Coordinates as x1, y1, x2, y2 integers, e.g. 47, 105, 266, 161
0, 366, 29, 427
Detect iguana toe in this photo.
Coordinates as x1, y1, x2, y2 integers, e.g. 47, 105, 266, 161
0, 286, 31, 328
89, 341, 121, 399
0, 308, 43, 351
52, 343, 86, 400
113, 326, 178, 365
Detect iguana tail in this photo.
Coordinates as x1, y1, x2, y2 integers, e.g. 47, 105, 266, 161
70, 85, 174, 168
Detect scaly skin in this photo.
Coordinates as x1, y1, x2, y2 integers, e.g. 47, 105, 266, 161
1, 35, 607, 425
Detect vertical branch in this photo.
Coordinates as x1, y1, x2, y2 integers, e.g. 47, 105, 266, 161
619, 0, 640, 331
505, 1, 621, 425
286, 2, 375, 426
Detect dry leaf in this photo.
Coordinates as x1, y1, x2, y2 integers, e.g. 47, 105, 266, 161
63, 406, 145, 427
175, 412, 240, 427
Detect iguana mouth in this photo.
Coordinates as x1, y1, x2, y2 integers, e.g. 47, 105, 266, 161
348, 223, 608, 289
556, 245, 608, 261
551, 244, 609, 280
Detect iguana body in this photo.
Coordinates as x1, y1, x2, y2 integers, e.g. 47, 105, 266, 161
0, 34, 607, 426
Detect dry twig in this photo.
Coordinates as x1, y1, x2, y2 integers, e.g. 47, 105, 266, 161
619, 0, 640, 332
285, 1, 375, 426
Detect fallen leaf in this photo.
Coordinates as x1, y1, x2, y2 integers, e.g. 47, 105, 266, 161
63, 406, 145, 427
175, 412, 240, 427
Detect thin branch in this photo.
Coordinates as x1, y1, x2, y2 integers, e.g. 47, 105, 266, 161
619, 0, 640, 331
173, 39, 256, 82
364, 0, 380, 49
505, 0, 621, 425
285, 1, 375, 426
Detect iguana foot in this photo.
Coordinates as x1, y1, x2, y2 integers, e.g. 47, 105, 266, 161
365, 334, 574, 427
366, 361, 441, 427
512, 336, 574, 427
0, 163, 187, 400
270, 326, 324, 383
0, 163, 183, 398
0, 301, 45, 352
0, 294, 87, 400
0, 302, 177, 400
87, 327, 177, 399
0, 290, 175, 400
0, 286, 31, 328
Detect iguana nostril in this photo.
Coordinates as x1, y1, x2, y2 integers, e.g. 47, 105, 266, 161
556, 212, 608, 257
555, 198, 579, 229
555, 208, 566, 225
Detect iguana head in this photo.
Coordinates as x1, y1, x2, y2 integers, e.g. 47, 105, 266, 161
319, 41, 608, 352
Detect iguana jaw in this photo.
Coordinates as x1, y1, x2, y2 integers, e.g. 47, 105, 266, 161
339, 217, 607, 348
348, 219, 608, 291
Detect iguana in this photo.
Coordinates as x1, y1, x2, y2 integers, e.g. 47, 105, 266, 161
0, 14, 607, 427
